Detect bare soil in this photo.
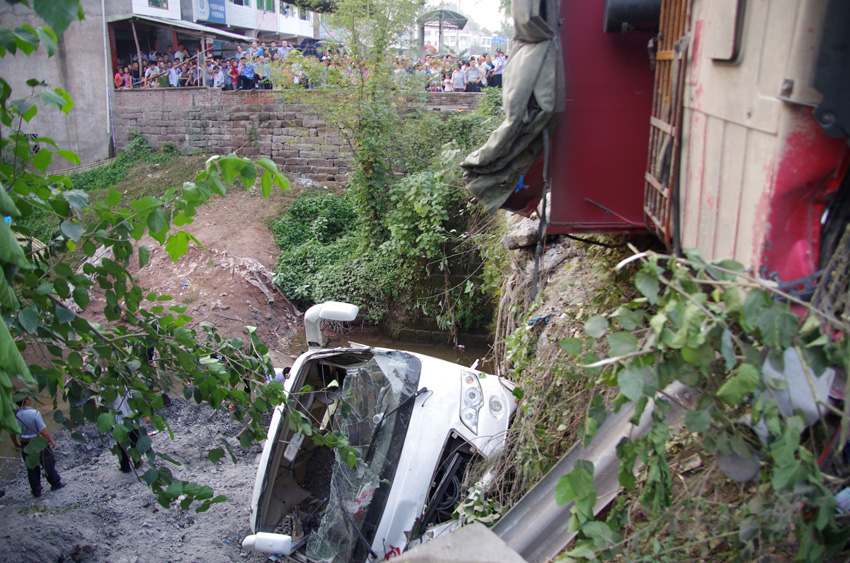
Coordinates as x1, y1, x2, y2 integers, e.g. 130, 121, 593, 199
0, 169, 315, 562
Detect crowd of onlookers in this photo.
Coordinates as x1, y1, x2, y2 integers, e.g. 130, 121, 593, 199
114, 39, 506, 92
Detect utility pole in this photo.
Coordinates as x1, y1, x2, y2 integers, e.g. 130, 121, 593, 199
455, 0, 460, 53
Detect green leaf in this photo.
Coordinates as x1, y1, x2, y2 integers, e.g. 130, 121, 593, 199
55, 304, 75, 323
555, 459, 595, 507
147, 207, 167, 235
33, 0, 83, 36
684, 407, 711, 433
583, 521, 622, 550
0, 222, 30, 269
256, 157, 279, 173
635, 268, 660, 305
144, 468, 159, 485
21, 103, 38, 123
32, 148, 52, 172
607, 332, 638, 356
97, 412, 114, 433
584, 315, 608, 339
18, 306, 39, 334
64, 189, 88, 211
139, 246, 150, 268
13, 26, 38, 55
165, 232, 190, 262
716, 363, 760, 406
618, 367, 644, 401
136, 433, 152, 454
196, 485, 214, 501
165, 482, 183, 497
260, 170, 272, 198
558, 337, 582, 356
208, 175, 227, 196
239, 162, 258, 188
24, 436, 48, 457
617, 307, 644, 330
220, 438, 238, 464
112, 424, 129, 443
59, 219, 83, 241
0, 28, 17, 54
35, 26, 57, 56
54, 148, 79, 165
173, 326, 194, 346
40, 89, 69, 111
104, 188, 122, 206
208, 448, 224, 464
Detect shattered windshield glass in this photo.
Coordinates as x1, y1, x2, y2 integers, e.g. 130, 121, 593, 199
306, 350, 421, 563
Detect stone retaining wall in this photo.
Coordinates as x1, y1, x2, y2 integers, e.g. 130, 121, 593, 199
113, 89, 481, 187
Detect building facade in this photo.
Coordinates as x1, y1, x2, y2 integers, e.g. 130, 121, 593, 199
0, 0, 320, 167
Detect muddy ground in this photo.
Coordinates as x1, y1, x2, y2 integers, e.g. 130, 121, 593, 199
0, 399, 271, 563
0, 170, 315, 562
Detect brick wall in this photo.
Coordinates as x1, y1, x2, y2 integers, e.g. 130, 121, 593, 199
113, 88, 481, 187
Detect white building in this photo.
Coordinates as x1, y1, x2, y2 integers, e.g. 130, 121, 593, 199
189, 0, 315, 43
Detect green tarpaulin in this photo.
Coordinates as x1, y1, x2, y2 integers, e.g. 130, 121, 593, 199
461, 0, 564, 213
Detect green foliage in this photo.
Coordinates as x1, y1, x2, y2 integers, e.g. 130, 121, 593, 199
270, 62, 504, 332
70, 134, 178, 192
564, 250, 850, 561
0, 1, 315, 513
17, 134, 179, 242
271, 191, 357, 248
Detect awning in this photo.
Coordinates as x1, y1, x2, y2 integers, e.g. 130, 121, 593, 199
419, 9, 468, 29
119, 15, 254, 43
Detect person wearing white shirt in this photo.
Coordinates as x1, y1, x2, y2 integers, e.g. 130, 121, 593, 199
168, 61, 180, 87
12, 396, 64, 497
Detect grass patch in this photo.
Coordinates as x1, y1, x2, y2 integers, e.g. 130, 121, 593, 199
18, 135, 202, 243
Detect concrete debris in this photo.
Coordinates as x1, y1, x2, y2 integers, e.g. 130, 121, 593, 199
502, 217, 540, 250
395, 523, 525, 563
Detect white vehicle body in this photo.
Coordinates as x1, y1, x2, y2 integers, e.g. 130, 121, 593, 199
243, 303, 517, 562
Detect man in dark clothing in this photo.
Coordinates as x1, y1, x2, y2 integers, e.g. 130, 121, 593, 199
12, 396, 64, 497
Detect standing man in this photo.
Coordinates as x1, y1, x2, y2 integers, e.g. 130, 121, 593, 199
239, 57, 256, 90
466, 58, 482, 92
492, 48, 505, 88
247, 40, 259, 59
11, 396, 64, 498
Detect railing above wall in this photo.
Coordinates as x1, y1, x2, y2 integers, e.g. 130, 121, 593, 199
113, 88, 482, 113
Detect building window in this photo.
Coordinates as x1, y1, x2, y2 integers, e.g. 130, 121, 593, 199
258, 0, 274, 10
148, 0, 168, 8
299, 7, 308, 20
228, 0, 248, 6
